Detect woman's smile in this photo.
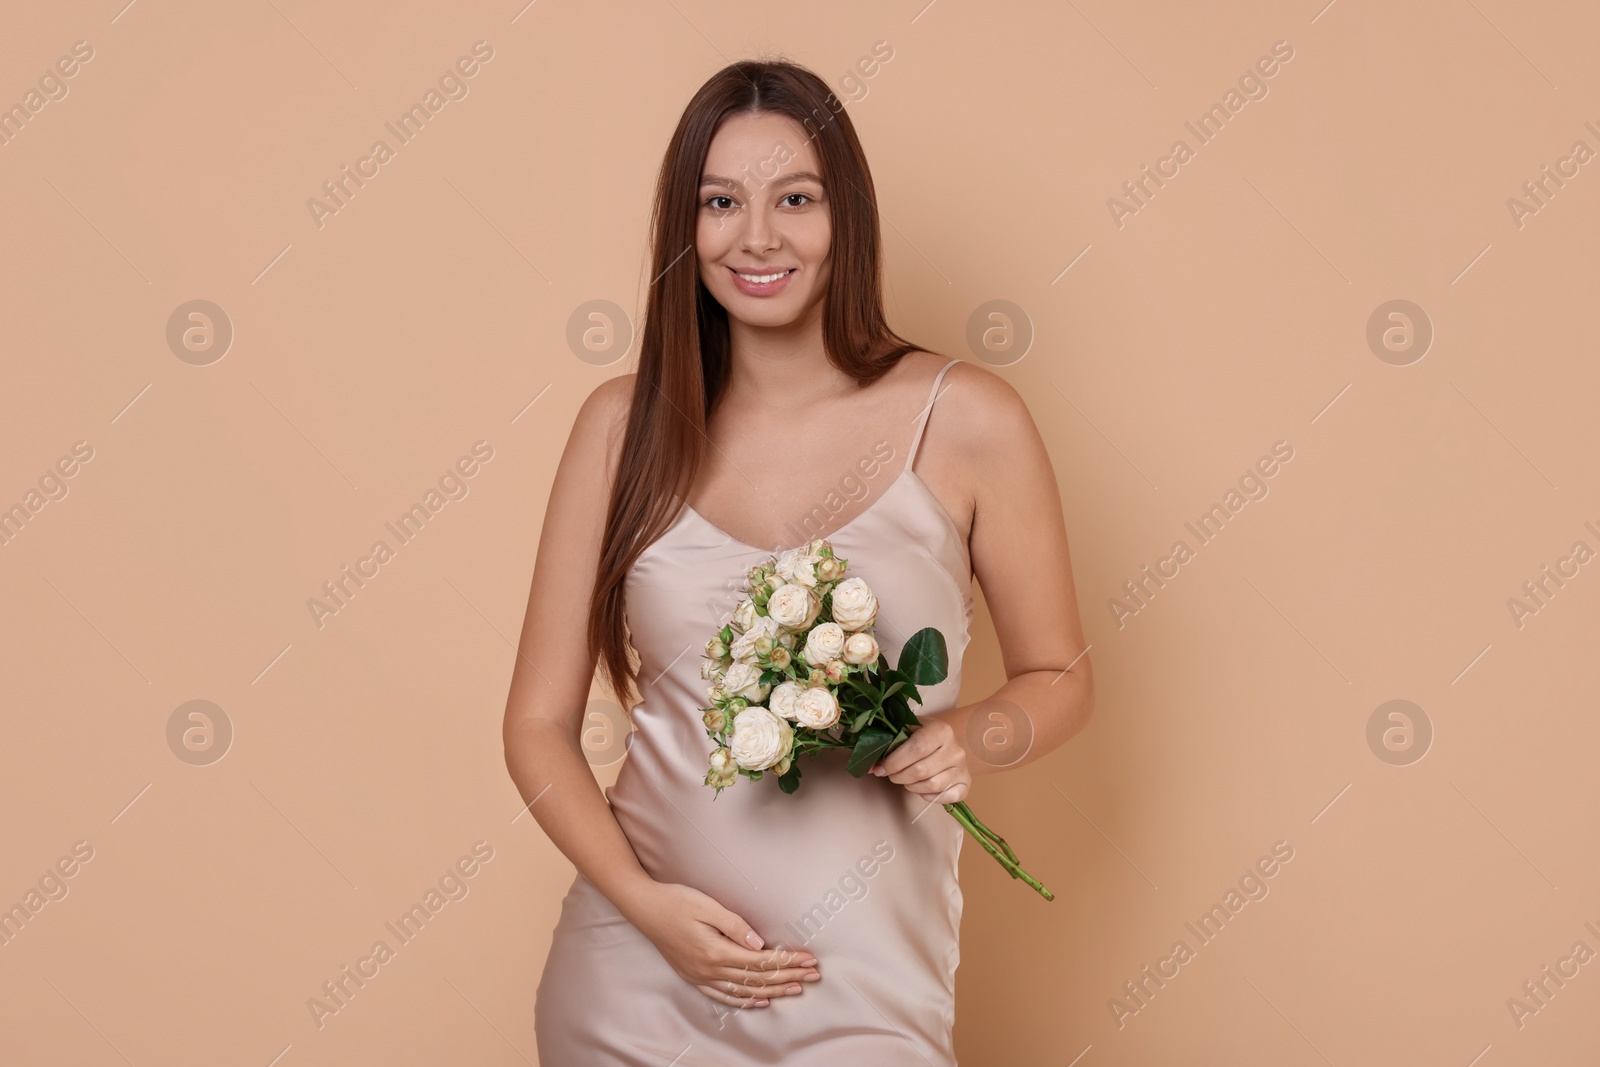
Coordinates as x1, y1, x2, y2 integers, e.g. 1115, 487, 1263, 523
727, 266, 797, 296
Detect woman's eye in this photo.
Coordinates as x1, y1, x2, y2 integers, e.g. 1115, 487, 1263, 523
705, 195, 735, 210
782, 193, 812, 207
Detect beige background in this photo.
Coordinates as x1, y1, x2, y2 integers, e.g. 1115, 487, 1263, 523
2, 0, 1597, 1063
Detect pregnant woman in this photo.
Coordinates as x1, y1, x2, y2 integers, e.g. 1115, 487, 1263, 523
503, 59, 1093, 1065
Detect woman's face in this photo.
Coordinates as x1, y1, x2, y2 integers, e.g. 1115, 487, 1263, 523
696, 111, 832, 329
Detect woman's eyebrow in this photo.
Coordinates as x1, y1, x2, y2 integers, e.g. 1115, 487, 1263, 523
699, 170, 825, 189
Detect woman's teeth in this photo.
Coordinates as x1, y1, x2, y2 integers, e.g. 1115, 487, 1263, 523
735, 269, 792, 283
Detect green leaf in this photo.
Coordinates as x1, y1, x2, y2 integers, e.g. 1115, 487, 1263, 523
849, 707, 876, 733
777, 761, 803, 794
846, 725, 896, 777
845, 674, 876, 696
877, 670, 921, 710
897, 628, 948, 685
881, 694, 911, 729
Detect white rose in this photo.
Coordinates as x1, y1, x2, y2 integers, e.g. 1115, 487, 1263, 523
767, 583, 821, 631
729, 614, 779, 663
802, 622, 847, 667
721, 661, 770, 704
843, 631, 879, 666
794, 687, 841, 729
731, 597, 756, 632
775, 547, 804, 578
792, 555, 825, 588
700, 656, 720, 679
768, 681, 805, 721
830, 577, 878, 631
728, 706, 793, 771
782, 545, 834, 586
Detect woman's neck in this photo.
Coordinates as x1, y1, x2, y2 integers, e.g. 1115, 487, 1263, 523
724, 311, 853, 406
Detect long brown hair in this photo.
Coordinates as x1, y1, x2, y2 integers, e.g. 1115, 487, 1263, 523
589, 58, 923, 707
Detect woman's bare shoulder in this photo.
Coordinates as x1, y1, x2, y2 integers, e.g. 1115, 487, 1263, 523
915, 352, 1036, 453
550, 374, 636, 495
578, 372, 636, 428
567, 373, 636, 467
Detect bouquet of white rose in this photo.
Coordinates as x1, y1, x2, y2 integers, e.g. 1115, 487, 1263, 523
698, 538, 1054, 901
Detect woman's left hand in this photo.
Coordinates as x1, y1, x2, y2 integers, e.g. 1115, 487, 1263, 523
870, 718, 972, 804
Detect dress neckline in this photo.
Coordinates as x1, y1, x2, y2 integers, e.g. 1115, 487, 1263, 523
670, 356, 968, 562
677, 466, 968, 572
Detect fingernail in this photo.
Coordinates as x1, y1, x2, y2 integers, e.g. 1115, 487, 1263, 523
755, 998, 769, 1006
785, 985, 801, 995
745, 932, 764, 949
802, 971, 821, 981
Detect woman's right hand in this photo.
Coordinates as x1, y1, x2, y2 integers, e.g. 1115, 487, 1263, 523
627, 880, 821, 1008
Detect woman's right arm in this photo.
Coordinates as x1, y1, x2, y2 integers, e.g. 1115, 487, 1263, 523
501, 375, 818, 1009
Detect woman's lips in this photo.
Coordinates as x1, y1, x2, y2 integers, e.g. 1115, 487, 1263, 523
727, 266, 796, 297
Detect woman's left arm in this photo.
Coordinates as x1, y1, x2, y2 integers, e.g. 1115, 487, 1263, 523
872, 362, 1094, 803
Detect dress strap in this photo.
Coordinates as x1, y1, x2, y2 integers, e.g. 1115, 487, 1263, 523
906, 357, 962, 470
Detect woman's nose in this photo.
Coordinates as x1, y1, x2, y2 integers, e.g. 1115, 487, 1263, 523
739, 207, 779, 254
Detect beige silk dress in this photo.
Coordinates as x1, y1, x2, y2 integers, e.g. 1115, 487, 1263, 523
536, 358, 973, 1065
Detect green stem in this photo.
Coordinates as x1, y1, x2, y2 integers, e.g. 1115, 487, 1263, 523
949, 801, 1020, 865
944, 801, 1054, 902
781, 707, 1053, 900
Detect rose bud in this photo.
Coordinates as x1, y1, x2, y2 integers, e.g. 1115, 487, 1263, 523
843, 631, 879, 665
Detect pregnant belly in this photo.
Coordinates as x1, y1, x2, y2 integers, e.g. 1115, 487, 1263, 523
607, 745, 963, 950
